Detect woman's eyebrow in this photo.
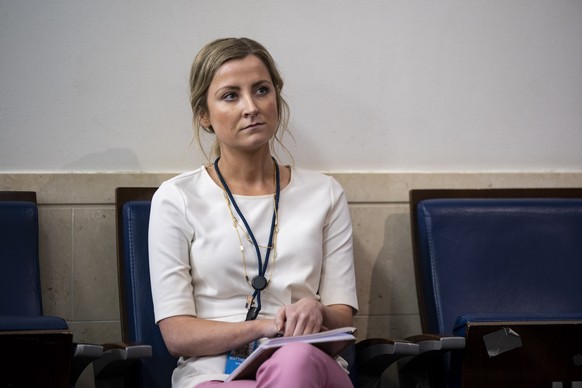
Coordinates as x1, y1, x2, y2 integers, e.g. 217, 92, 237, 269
214, 80, 273, 95
213, 85, 240, 96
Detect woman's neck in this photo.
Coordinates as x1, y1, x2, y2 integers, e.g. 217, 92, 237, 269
213, 151, 276, 196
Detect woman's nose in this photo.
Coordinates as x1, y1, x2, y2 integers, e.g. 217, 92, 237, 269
242, 96, 259, 117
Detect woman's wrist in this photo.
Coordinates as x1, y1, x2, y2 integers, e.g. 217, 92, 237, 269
255, 318, 279, 338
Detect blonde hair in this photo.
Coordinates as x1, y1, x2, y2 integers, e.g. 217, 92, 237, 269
189, 37, 291, 162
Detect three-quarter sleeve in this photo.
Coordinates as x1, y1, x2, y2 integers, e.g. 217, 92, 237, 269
149, 182, 197, 323
318, 177, 359, 312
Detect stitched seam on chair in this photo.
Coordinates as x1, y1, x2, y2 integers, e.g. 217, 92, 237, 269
422, 206, 444, 333
32, 204, 43, 315
127, 210, 140, 338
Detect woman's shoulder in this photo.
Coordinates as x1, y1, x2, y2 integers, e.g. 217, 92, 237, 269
160, 166, 206, 186
154, 166, 212, 200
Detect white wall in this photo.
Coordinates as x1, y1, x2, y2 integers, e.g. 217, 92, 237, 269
1, 0, 581, 173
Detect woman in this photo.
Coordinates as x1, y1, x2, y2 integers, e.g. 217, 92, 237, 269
149, 37, 358, 388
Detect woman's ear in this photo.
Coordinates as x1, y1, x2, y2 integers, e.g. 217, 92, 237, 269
199, 114, 210, 128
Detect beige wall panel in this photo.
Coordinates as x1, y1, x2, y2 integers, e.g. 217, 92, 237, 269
38, 206, 73, 319
350, 204, 418, 317
72, 207, 119, 321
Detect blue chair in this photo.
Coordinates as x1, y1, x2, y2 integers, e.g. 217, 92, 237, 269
0, 191, 46, 317
93, 187, 174, 388
0, 191, 102, 388
408, 188, 582, 387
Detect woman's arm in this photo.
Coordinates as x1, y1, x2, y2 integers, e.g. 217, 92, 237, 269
159, 315, 280, 358
160, 299, 352, 357
161, 297, 353, 358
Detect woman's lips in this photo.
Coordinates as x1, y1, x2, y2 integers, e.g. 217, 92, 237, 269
242, 122, 263, 130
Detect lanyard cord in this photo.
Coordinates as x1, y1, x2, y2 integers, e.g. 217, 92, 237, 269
214, 157, 281, 318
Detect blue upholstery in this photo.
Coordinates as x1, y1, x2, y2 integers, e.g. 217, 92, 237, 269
0, 196, 77, 387
0, 200, 68, 331
410, 194, 582, 387
120, 200, 177, 388
0, 201, 43, 316
0, 315, 69, 331
414, 198, 582, 336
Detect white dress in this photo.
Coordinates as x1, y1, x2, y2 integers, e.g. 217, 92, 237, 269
148, 166, 358, 387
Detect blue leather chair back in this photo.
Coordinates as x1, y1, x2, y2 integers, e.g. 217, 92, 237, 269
0, 201, 43, 316
413, 196, 582, 336
120, 200, 177, 388
0, 194, 72, 388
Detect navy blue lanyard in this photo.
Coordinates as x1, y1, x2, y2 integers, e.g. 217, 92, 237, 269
214, 157, 280, 320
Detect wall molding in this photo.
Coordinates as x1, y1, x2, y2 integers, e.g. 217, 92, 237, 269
2, 172, 582, 204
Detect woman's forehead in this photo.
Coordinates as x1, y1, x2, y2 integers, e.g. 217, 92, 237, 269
211, 55, 271, 87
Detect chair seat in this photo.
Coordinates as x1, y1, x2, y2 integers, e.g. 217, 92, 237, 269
0, 315, 69, 331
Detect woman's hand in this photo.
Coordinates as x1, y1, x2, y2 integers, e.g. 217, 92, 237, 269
275, 299, 355, 337
275, 297, 325, 337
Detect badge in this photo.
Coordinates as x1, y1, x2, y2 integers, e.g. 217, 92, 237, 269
224, 340, 258, 374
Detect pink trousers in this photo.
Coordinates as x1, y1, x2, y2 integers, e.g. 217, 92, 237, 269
195, 342, 353, 388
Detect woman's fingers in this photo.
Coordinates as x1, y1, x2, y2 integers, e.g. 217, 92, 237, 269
280, 298, 324, 336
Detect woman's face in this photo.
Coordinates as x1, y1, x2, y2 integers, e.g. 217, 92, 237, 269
201, 55, 278, 156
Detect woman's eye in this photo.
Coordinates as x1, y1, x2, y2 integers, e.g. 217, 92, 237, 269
222, 92, 237, 101
256, 86, 270, 95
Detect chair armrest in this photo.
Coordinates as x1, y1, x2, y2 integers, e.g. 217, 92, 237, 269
405, 334, 465, 353
356, 338, 419, 376
397, 334, 466, 388
93, 342, 152, 381
70, 343, 104, 387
